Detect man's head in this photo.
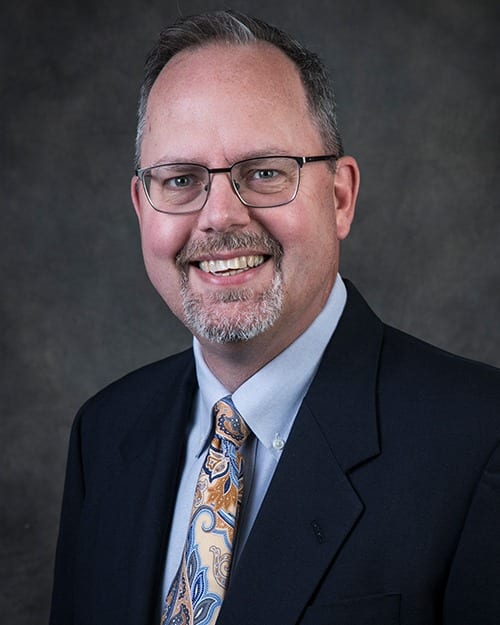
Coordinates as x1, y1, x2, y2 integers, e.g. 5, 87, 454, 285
131, 11, 359, 367
134, 10, 343, 168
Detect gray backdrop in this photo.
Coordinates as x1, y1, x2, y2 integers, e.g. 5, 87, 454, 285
2, 0, 499, 622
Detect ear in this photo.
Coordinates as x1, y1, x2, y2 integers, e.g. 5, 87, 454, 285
131, 176, 143, 226
333, 156, 360, 240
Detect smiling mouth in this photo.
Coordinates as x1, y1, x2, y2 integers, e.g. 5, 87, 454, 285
198, 254, 266, 276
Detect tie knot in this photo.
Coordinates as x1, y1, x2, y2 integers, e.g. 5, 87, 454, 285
213, 398, 249, 448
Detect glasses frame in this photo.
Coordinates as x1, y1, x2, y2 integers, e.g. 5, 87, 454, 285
135, 154, 337, 215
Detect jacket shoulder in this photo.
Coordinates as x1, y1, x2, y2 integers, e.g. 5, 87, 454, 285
382, 324, 500, 390
89, 347, 195, 400
75, 348, 196, 433
380, 324, 500, 435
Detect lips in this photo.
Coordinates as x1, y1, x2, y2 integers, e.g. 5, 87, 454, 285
176, 232, 284, 278
198, 255, 265, 276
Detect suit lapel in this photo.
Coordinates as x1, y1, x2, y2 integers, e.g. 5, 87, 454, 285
218, 402, 364, 625
218, 282, 384, 625
95, 352, 198, 624
125, 362, 198, 624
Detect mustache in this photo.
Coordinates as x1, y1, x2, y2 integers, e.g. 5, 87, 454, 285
176, 232, 284, 268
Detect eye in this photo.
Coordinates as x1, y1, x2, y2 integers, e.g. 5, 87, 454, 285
252, 168, 279, 180
153, 166, 207, 193
164, 174, 195, 189
241, 163, 288, 193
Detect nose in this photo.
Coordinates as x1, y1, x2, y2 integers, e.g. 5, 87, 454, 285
196, 172, 251, 232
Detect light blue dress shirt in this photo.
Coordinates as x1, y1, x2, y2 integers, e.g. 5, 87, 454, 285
161, 274, 347, 603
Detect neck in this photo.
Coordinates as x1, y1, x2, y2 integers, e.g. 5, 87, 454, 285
198, 328, 295, 393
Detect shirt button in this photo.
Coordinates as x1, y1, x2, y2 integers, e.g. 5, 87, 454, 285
272, 435, 285, 451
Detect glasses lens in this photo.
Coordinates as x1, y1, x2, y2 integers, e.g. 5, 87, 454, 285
233, 157, 299, 207
143, 164, 209, 213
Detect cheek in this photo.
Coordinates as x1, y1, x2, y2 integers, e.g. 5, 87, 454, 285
139, 215, 191, 263
274, 197, 338, 265
138, 219, 188, 316
138, 217, 190, 306
142, 229, 170, 263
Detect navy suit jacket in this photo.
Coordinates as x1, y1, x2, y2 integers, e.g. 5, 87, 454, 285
50, 282, 500, 624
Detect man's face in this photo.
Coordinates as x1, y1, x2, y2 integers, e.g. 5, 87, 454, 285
132, 42, 358, 354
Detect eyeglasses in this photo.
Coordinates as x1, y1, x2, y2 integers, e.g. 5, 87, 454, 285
135, 154, 337, 214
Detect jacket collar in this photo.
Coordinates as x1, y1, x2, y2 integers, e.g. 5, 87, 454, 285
119, 349, 197, 464
306, 279, 383, 472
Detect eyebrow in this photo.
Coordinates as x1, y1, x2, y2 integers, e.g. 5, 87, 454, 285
148, 147, 292, 168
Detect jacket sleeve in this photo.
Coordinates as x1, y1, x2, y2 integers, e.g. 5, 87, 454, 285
49, 408, 85, 625
443, 439, 500, 624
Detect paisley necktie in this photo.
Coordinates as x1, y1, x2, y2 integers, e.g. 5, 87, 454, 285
161, 397, 250, 625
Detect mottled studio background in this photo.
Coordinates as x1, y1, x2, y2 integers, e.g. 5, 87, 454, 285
1, 0, 499, 622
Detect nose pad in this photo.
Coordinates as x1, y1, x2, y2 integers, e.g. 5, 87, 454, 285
232, 179, 244, 204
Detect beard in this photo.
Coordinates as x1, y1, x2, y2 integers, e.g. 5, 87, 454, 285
180, 272, 284, 343
176, 232, 284, 344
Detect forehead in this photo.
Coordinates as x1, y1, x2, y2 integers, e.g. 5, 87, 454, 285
142, 42, 323, 164
153, 41, 306, 103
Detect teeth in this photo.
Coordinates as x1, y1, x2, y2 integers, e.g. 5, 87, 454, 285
199, 255, 265, 275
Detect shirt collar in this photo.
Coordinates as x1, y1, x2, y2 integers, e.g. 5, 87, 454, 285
193, 274, 347, 457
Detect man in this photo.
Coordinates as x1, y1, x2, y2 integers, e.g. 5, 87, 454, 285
50, 10, 500, 625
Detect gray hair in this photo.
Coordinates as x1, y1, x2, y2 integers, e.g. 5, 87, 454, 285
134, 10, 344, 168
